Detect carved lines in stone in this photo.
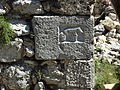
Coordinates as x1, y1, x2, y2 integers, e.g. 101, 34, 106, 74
58, 26, 84, 44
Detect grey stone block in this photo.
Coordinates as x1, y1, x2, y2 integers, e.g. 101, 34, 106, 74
42, 0, 94, 15
0, 38, 23, 62
64, 60, 94, 89
0, 62, 33, 89
32, 16, 93, 60
12, 0, 44, 15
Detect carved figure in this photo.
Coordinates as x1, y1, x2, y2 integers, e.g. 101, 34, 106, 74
59, 27, 84, 43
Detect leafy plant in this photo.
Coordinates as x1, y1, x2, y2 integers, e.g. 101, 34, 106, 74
95, 45, 103, 53
0, 16, 15, 44
94, 58, 120, 90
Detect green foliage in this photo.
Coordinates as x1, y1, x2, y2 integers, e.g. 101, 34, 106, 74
22, 87, 30, 90
35, 69, 42, 79
95, 46, 103, 53
0, 16, 15, 44
94, 58, 120, 89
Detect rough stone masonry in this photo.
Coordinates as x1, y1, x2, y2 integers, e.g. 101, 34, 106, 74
0, 0, 95, 90
32, 16, 94, 89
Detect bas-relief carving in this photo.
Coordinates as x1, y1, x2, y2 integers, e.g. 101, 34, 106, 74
33, 16, 93, 60
58, 26, 84, 43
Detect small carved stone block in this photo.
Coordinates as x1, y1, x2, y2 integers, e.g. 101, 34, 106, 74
32, 16, 93, 60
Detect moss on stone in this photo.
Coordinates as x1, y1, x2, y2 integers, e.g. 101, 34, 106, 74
0, 16, 15, 44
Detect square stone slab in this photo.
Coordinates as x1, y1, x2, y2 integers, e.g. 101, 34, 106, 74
64, 60, 94, 88
32, 16, 93, 60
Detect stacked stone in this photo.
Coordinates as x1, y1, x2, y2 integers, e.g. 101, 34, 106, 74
94, 0, 120, 65
0, 0, 94, 90
93, 0, 111, 15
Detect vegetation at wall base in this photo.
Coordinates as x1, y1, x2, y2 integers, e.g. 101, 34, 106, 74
94, 58, 120, 90
0, 16, 15, 44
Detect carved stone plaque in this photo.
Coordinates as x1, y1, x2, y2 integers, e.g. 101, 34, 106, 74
32, 16, 93, 60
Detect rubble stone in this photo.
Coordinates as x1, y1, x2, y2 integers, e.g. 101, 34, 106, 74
108, 13, 117, 21
41, 61, 65, 86
42, 0, 94, 15
34, 82, 45, 90
0, 9, 6, 14
12, 0, 44, 15
116, 25, 120, 34
106, 29, 116, 37
9, 20, 30, 36
94, 24, 105, 36
23, 38, 34, 57
0, 63, 33, 89
100, 16, 116, 30
0, 38, 23, 62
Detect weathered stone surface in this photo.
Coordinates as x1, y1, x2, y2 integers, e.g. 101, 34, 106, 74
41, 60, 94, 89
0, 63, 33, 89
42, 0, 95, 15
34, 82, 45, 90
100, 16, 116, 31
64, 60, 94, 89
32, 16, 93, 60
23, 38, 35, 57
94, 24, 105, 36
41, 61, 65, 86
0, 38, 23, 62
12, 0, 44, 15
109, 13, 117, 21
106, 29, 116, 37
0, 3, 7, 15
9, 20, 30, 36
0, 9, 6, 15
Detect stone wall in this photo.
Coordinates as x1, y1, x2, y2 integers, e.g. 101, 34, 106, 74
0, 0, 94, 90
